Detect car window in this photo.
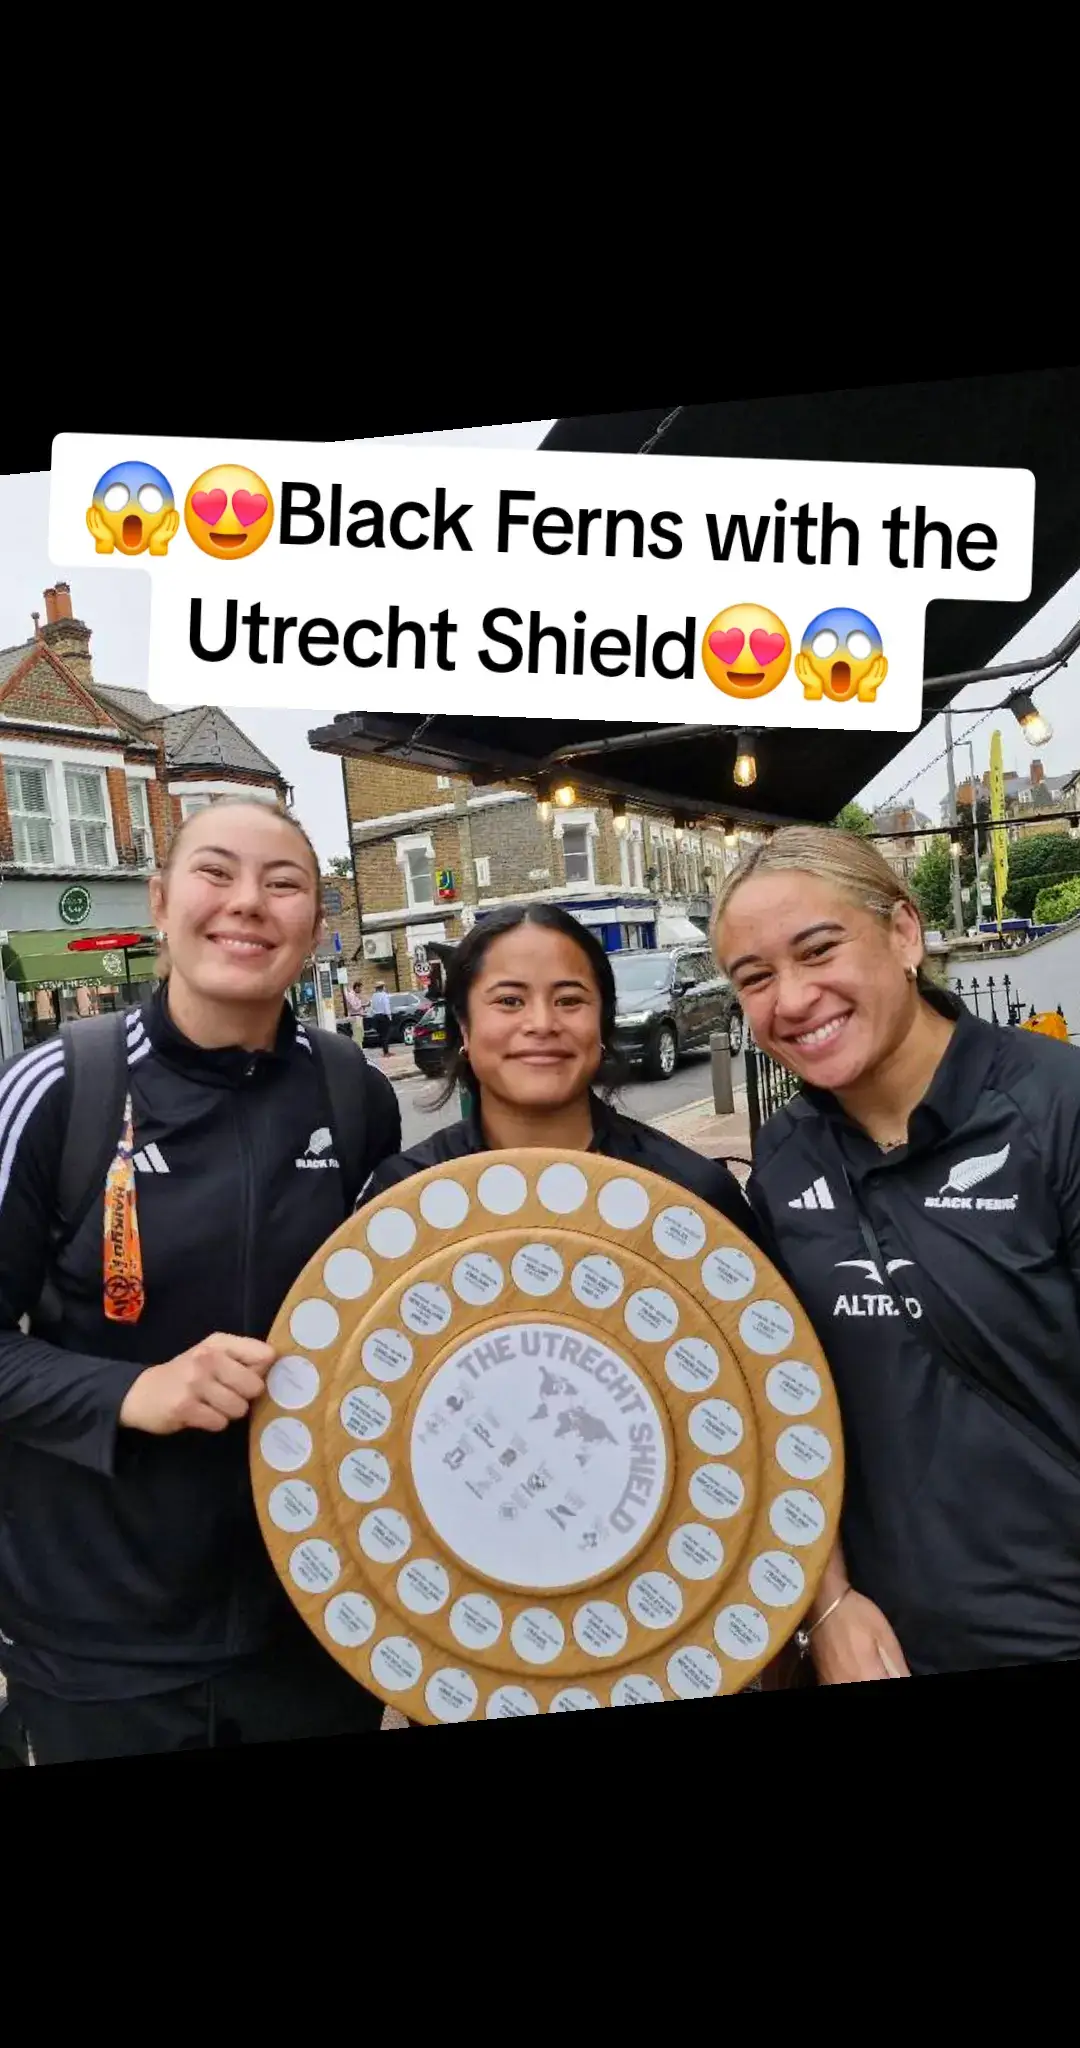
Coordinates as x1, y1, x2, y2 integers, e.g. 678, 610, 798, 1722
611, 954, 673, 995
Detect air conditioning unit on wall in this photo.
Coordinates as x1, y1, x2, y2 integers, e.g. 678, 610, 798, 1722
362, 933, 395, 961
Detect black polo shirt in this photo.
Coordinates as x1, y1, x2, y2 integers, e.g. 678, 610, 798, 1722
360, 1090, 760, 1243
748, 1001, 1080, 1675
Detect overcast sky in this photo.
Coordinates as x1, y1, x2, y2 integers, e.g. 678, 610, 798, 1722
3, 416, 1077, 858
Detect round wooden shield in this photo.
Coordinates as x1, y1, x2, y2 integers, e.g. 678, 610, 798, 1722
250, 1150, 844, 1723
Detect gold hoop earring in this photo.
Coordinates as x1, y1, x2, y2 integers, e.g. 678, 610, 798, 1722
905, 964, 917, 983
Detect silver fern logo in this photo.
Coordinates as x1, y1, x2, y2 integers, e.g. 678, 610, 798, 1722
926, 1143, 1016, 1212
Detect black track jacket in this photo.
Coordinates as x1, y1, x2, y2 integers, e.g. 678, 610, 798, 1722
0, 986, 400, 1701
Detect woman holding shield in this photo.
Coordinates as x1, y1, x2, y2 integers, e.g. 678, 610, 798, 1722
712, 825, 1080, 1684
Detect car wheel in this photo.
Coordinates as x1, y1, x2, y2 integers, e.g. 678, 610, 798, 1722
403, 1027, 415, 1045
726, 1008, 744, 1057
647, 1023, 678, 1080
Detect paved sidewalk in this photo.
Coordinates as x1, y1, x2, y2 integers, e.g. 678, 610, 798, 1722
646, 1085, 753, 1186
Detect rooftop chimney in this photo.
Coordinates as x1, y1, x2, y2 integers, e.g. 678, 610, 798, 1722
40, 584, 93, 690
1031, 759, 1045, 786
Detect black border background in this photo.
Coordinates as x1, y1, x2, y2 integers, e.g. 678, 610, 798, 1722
5, 354, 1079, 1841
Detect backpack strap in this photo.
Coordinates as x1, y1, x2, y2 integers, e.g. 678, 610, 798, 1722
306, 1027, 374, 1210
31, 1009, 132, 1336
56, 1009, 132, 1244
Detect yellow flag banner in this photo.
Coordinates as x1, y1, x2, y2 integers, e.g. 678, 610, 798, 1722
989, 730, 1009, 927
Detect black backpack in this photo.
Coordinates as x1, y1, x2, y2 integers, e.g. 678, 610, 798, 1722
48, 1007, 378, 1252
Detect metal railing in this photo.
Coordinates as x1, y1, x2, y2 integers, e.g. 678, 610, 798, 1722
744, 1037, 802, 1137
744, 976, 1067, 1136
949, 972, 1048, 1027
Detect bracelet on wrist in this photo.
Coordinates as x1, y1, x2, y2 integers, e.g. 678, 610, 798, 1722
795, 1585, 852, 1656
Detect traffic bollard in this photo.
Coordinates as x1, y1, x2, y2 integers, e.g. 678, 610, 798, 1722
710, 1031, 734, 1115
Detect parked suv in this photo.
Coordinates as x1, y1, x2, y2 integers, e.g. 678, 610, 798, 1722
412, 1001, 450, 1077
362, 991, 430, 1048
610, 946, 742, 1080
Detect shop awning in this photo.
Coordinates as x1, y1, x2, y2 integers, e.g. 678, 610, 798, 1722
2, 929, 158, 989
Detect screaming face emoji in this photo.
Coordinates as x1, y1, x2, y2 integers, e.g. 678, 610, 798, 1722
184, 465, 275, 560
795, 608, 888, 703
701, 604, 791, 700
87, 462, 179, 557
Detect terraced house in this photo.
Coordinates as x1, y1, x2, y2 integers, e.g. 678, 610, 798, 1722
0, 583, 286, 1055
317, 742, 759, 996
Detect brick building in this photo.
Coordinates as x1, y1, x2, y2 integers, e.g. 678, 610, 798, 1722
0, 583, 287, 1054
871, 805, 935, 881
332, 751, 750, 995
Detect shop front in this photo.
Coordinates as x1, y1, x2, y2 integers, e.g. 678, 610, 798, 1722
0, 876, 159, 1052
2, 928, 159, 1049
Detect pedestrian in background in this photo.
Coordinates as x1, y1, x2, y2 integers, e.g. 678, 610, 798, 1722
369, 982, 393, 1057
345, 981, 366, 1045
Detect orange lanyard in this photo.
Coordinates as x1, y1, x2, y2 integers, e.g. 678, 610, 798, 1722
103, 1092, 145, 1324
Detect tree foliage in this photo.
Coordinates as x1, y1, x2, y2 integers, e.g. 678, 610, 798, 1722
1005, 834, 1080, 919
911, 839, 954, 930
832, 802, 874, 837
1033, 874, 1080, 926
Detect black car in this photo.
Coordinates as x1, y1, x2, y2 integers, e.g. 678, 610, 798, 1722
412, 1001, 450, 1077
362, 991, 430, 1048
610, 945, 743, 1080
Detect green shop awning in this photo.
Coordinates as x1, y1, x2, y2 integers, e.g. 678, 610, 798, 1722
2, 929, 159, 990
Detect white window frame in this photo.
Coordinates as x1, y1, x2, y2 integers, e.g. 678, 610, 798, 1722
552, 807, 598, 887
395, 831, 437, 910
126, 774, 154, 864
6, 757, 57, 866
474, 854, 491, 888
436, 775, 452, 789
629, 818, 645, 890
64, 762, 116, 870
2, 742, 125, 869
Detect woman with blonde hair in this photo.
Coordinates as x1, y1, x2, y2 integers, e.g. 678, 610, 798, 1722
712, 824, 1080, 1685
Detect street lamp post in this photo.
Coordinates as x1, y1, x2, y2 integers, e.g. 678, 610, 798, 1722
966, 740, 984, 933
944, 709, 967, 936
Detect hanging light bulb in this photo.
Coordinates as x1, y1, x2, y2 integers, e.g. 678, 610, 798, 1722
949, 830, 962, 861
610, 798, 629, 836
733, 734, 757, 788
553, 782, 577, 808
1009, 690, 1053, 747
723, 820, 739, 850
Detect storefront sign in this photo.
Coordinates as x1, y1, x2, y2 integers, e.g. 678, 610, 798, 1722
59, 885, 92, 927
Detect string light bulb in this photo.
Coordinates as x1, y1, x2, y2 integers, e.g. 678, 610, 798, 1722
949, 830, 962, 861
733, 734, 758, 788
610, 798, 629, 836
553, 782, 577, 808
1009, 690, 1053, 747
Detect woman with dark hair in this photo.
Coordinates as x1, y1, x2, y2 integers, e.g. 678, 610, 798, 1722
361, 902, 758, 1237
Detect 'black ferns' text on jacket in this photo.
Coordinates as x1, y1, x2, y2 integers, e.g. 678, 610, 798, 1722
748, 1001, 1080, 1678
0, 986, 400, 1702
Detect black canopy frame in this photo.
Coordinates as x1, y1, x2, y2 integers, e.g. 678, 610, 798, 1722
310, 373, 1080, 827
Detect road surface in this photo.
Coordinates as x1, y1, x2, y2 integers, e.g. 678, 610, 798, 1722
395, 1048, 745, 1151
